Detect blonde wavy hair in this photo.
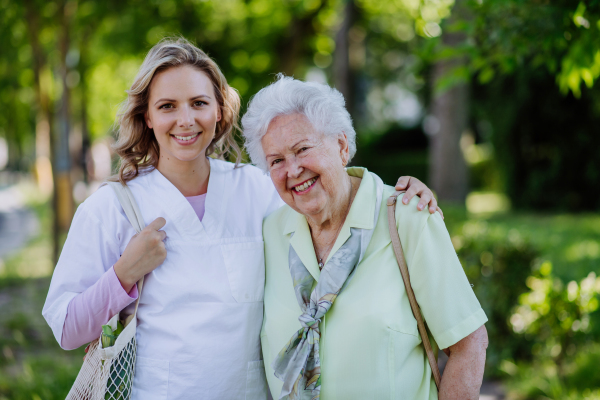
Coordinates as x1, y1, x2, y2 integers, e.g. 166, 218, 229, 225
111, 37, 242, 183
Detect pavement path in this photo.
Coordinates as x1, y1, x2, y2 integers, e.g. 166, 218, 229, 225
0, 185, 39, 261
480, 381, 507, 400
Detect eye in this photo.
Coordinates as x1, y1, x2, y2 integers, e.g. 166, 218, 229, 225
159, 103, 174, 109
193, 100, 207, 107
298, 147, 309, 153
271, 158, 283, 166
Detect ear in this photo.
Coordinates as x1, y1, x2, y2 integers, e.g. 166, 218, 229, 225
145, 112, 153, 129
217, 107, 222, 122
338, 132, 350, 166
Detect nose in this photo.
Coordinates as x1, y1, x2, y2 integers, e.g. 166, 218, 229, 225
177, 105, 194, 128
286, 157, 303, 180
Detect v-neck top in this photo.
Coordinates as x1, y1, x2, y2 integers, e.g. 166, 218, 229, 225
185, 193, 207, 221
43, 158, 286, 399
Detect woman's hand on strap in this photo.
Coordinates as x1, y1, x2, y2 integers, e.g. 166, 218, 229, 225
114, 217, 167, 293
439, 325, 488, 400
395, 176, 444, 219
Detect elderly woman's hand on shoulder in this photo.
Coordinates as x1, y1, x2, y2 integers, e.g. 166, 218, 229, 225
395, 176, 444, 219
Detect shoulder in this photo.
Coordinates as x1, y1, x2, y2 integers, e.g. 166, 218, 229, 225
380, 183, 442, 238
263, 204, 292, 235
73, 183, 131, 236
379, 183, 448, 262
77, 184, 121, 218
211, 158, 262, 177
212, 158, 272, 185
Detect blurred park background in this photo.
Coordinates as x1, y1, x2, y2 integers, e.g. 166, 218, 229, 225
1, 0, 600, 399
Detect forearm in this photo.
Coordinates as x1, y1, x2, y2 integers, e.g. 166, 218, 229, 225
61, 266, 137, 350
438, 326, 488, 400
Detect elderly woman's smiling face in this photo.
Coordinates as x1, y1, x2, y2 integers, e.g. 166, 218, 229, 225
262, 113, 351, 218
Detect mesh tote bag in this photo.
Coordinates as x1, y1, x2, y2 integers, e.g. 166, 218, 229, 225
66, 182, 146, 400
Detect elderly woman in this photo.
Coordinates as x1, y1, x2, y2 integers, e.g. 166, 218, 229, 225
242, 75, 488, 400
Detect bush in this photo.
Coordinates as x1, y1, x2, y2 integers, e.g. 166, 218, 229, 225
0, 355, 81, 400
502, 265, 600, 399
451, 219, 539, 375
510, 263, 600, 374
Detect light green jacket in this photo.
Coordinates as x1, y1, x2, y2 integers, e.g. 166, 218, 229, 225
261, 167, 487, 399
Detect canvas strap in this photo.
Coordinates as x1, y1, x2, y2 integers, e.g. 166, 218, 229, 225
387, 191, 442, 390
106, 182, 146, 319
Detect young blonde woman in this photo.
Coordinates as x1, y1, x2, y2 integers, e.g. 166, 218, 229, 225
43, 38, 440, 399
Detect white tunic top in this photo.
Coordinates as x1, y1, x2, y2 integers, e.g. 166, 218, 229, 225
43, 158, 283, 400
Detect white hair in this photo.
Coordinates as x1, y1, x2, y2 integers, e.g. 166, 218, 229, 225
241, 74, 357, 172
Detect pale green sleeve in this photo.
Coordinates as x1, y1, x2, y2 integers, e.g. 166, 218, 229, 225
399, 205, 487, 350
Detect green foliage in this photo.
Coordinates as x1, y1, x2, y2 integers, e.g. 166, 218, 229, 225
87, 57, 141, 139
0, 355, 82, 400
510, 263, 600, 368
409, 0, 600, 212
565, 344, 600, 392
0, 275, 85, 400
354, 124, 429, 185
502, 354, 600, 400
450, 210, 600, 282
471, 67, 600, 211
0, 0, 36, 171
558, 2, 600, 97
442, 206, 600, 381
450, 218, 538, 375
501, 265, 600, 399
358, 0, 453, 41
446, 0, 600, 97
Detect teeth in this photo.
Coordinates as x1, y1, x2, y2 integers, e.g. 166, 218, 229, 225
294, 178, 316, 192
174, 133, 199, 141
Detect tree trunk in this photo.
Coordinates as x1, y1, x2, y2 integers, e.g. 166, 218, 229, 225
428, 0, 470, 203
333, 0, 357, 116
24, 0, 56, 205
53, 0, 75, 262
79, 31, 91, 184
277, 1, 329, 76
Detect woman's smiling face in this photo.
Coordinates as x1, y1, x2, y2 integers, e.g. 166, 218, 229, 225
145, 65, 221, 165
261, 113, 350, 218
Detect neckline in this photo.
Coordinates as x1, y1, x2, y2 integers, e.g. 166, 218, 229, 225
142, 158, 224, 239
186, 193, 207, 200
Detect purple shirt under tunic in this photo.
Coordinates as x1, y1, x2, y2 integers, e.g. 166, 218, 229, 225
61, 194, 207, 349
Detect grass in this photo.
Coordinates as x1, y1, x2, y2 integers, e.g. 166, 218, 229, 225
441, 205, 600, 282
0, 276, 84, 400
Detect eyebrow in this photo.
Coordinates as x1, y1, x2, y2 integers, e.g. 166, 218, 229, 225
291, 139, 310, 149
154, 94, 212, 106
265, 139, 310, 158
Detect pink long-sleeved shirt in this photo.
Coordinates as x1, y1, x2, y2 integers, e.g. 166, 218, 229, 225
61, 194, 207, 349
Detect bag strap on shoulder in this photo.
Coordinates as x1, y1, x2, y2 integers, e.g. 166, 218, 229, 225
106, 181, 146, 317
387, 191, 442, 390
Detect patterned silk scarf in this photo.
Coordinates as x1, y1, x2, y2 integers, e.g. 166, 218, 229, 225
273, 174, 383, 400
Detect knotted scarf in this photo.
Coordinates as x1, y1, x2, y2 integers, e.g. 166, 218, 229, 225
273, 174, 383, 400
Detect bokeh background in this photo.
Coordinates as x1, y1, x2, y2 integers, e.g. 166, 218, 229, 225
1, 0, 599, 399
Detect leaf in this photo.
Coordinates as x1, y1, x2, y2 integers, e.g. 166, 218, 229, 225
478, 67, 495, 84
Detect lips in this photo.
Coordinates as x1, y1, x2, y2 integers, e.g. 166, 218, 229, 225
292, 177, 317, 193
